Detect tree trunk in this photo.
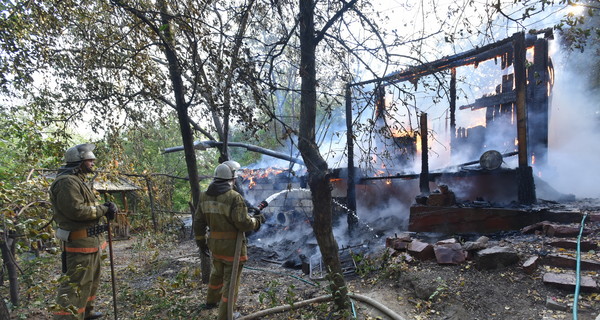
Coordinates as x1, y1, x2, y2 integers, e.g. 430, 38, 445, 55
158, 1, 201, 210
298, 0, 350, 312
1, 237, 19, 306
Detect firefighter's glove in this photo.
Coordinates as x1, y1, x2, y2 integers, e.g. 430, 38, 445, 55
103, 202, 118, 220
248, 206, 260, 216
254, 214, 266, 230
196, 240, 210, 256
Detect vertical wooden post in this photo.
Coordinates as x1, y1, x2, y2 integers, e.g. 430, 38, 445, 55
450, 68, 457, 153
513, 32, 536, 204
419, 113, 430, 195
144, 175, 157, 231
345, 84, 358, 231
529, 38, 550, 168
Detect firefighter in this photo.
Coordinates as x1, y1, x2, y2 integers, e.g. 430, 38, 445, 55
49, 144, 117, 320
222, 160, 261, 215
194, 161, 265, 319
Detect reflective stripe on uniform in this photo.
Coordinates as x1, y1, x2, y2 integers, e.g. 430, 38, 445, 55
65, 241, 107, 253
208, 283, 223, 290
53, 306, 85, 315
90, 206, 98, 218
209, 231, 238, 239
212, 253, 248, 262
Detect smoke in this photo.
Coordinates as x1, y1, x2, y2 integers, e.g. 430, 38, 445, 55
539, 40, 600, 198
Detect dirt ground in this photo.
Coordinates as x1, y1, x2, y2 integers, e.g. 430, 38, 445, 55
6, 201, 600, 320
111, 222, 599, 320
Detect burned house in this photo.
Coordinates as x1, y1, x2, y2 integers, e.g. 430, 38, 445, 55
165, 31, 564, 255
342, 30, 559, 234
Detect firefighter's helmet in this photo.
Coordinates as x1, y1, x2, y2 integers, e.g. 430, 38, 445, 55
214, 161, 240, 180
223, 160, 241, 171
64, 144, 96, 163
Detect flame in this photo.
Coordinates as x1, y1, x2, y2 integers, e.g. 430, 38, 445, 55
248, 177, 256, 189
239, 167, 288, 189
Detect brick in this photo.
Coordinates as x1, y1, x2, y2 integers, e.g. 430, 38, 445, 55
408, 239, 435, 261
386, 236, 411, 251
475, 246, 519, 270
434, 243, 465, 265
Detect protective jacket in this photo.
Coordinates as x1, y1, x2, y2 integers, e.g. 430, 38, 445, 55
50, 168, 108, 319
194, 180, 260, 263
50, 172, 108, 252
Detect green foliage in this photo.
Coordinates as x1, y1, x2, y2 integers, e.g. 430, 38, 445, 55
258, 280, 281, 307
429, 276, 449, 301
0, 108, 68, 257
351, 251, 379, 277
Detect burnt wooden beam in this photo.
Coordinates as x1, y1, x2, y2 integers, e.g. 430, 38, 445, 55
542, 254, 600, 271
459, 91, 517, 111
345, 84, 359, 231
514, 32, 536, 204
409, 205, 541, 233
419, 113, 430, 195
529, 37, 550, 168
351, 32, 543, 88
450, 68, 456, 150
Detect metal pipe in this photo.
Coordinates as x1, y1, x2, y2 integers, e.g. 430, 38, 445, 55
163, 141, 304, 165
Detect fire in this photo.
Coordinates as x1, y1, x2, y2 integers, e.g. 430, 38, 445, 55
239, 167, 288, 189
247, 176, 256, 189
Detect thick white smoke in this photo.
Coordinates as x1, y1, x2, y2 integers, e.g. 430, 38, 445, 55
542, 40, 600, 198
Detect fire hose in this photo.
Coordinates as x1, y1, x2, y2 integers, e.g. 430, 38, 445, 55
236, 293, 405, 320
227, 199, 269, 320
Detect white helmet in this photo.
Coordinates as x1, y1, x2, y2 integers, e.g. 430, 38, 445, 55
214, 161, 240, 180
64, 144, 96, 163
223, 160, 241, 171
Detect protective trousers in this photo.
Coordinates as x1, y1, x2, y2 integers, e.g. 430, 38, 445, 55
207, 259, 243, 320
53, 251, 101, 320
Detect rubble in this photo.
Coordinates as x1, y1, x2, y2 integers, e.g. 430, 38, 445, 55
542, 254, 600, 271
522, 256, 540, 274
475, 246, 519, 270
542, 273, 598, 292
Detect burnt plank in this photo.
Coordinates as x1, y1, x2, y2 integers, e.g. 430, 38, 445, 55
543, 273, 598, 292
458, 91, 516, 110
547, 240, 598, 251
542, 254, 600, 271
408, 205, 541, 233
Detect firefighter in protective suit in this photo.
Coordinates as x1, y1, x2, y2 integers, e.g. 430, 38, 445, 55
194, 161, 265, 319
49, 144, 117, 320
